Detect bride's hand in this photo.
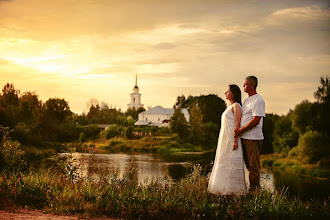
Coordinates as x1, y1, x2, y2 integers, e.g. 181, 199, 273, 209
232, 141, 238, 150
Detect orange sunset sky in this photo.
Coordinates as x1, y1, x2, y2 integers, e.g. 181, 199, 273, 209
0, 0, 329, 115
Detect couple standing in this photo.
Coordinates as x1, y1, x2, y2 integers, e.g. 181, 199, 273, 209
208, 76, 265, 195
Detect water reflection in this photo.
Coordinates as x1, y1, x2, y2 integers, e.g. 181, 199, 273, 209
58, 152, 330, 199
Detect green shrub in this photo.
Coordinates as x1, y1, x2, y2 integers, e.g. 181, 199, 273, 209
105, 124, 120, 139
84, 126, 100, 139
297, 130, 330, 163
125, 126, 134, 139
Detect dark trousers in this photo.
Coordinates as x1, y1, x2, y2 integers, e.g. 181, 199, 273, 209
241, 139, 263, 190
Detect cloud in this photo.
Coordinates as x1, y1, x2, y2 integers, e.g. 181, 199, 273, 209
271, 6, 329, 21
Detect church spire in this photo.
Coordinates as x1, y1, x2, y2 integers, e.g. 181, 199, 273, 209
134, 73, 139, 89
136, 73, 138, 87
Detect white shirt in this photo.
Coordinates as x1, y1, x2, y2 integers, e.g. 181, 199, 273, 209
240, 94, 265, 140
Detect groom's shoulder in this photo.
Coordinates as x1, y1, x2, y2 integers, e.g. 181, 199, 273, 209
257, 94, 265, 103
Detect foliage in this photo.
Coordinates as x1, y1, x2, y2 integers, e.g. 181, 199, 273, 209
291, 100, 317, 135
176, 94, 226, 126
105, 124, 120, 139
125, 107, 145, 120
44, 98, 72, 123
261, 154, 330, 178
125, 126, 134, 139
170, 108, 189, 140
126, 115, 135, 126
0, 83, 20, 107
261, 113, 279, 154
297, 130, 330, 163
0, 126, 26, 171
201, 122, 219, 148
272, 115, 299, 155
314, 76, 329, 103
189, 106, 204, 144
84, 126, 100, 140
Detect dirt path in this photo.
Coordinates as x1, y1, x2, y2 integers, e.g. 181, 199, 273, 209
0, 209, 119, 220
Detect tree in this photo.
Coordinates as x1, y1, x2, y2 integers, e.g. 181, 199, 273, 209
19, 91, 41, 123
44, 98, 72, 123
125, 107, 145, 120
0, 83, 20, 107
170, 108, 189, 139
291, 100, 316, 135
262, 113, 280, 154
0, 83, 21, 127
174, 95, 186, 108
177, 94, 226, 127
272, 115, 299, 155
314, 76, 329, 103
297, 130, 330, 163
189, 106, 203, 144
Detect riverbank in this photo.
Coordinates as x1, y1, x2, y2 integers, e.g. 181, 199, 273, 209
261, 154, 330, 179
1, 165, 329, 219
78, 135, 206, 153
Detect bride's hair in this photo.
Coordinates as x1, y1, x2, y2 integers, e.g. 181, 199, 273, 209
229, 84, 242, 105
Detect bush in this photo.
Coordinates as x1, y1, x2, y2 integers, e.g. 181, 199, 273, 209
12, 122, 32, 145
84, 126, 100, 139
125, 126, 134, 139
105, 124, 120, 139
0, 126, 26, 170
159, 127, 170, 134
297, 130, 330, 163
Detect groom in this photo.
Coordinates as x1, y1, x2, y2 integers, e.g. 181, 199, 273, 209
234, 76, 265, 191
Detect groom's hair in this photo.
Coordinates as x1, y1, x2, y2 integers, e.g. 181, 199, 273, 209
245, 76, 258, 89
229, 84, 242, 106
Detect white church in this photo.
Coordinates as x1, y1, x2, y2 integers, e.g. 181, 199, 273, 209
127, 75, 190, 127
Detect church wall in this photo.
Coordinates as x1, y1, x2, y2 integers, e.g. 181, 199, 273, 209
139, 113, 172, 123
138, 111, 190, 124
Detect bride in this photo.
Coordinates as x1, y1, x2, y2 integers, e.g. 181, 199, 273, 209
208, 84, 247, 195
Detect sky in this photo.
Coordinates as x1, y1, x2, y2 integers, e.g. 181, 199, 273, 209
0, 0, 329, 115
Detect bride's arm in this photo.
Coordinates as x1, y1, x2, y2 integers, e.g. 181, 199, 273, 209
232, 103, 242, 150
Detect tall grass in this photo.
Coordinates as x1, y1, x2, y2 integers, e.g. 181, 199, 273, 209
1, 163, 329, 219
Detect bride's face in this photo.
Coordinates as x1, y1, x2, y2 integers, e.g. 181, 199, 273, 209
225, 87, 234, 101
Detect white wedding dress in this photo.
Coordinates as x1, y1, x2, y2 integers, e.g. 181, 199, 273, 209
208, 103, 247, 195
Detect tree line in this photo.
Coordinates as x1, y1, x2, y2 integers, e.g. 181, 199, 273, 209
0, 76, 329, 168
0, 83, 144, 147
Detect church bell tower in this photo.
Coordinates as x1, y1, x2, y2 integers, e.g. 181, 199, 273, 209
127, 74, 144, 110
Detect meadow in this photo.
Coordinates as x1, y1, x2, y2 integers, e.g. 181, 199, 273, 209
1, 160, 329, 219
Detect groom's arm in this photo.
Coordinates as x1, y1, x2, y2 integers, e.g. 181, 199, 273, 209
234, 116, 261, 137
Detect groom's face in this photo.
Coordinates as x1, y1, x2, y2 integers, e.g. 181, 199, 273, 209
243, 80, 251, 93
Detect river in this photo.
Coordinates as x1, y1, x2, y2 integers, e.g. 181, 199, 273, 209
58, 151, 330, 200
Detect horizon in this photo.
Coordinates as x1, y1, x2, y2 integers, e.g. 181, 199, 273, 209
1, 0, 328, 115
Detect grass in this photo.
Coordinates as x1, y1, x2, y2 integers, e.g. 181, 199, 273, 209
261, 154, 330, 179
0, 163, 329, 219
